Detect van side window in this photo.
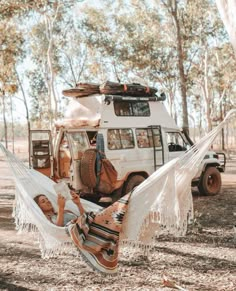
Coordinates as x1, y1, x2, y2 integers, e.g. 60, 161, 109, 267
166, 132, 187, 152
108, 129, 134, 150
114, 101, 150, 116
136, 128, 162, 148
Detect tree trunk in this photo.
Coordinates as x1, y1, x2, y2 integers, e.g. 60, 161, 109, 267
44, 4, 60, 129
16, 69, 31, 165
171, 0, 189, 134
220, 103, 225, 150
10, 95, 15, 153
203, 50, 212, 132
2, 94, 8, 149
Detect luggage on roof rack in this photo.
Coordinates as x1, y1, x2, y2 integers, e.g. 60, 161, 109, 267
62, 81, 158, 98
62, 83, 100, 98
100, 81, 157, 97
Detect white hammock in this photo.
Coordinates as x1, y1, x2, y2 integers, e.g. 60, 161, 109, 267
216, 0, 236, 53
121, 110, 236, 243
6, 154, 103, 257
1, 109, 235, 257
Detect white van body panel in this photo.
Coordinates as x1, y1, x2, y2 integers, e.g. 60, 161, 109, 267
58, 96, 186, 184
29, 92, 223, 197
99, 96, 179, 129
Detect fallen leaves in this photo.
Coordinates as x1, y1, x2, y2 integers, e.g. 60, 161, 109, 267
162, 274, 188, 291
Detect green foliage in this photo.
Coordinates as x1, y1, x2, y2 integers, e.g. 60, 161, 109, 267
0, 20, 24, 83
27, 69, 49, 125
0, 0, 236, 134
0, 0, 54, 20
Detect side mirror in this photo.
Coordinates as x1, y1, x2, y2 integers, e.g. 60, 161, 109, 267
160, 92, 166, 101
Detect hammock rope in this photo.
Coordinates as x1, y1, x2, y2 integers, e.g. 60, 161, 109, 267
1, 109, 235, 259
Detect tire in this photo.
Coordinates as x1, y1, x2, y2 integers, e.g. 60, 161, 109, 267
198, 167, 221, 196
123, 175, 145, 194
80, 149, 97, 188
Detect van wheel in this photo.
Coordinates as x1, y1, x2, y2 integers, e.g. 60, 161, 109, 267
124, 175, 145, 194
198, 167, 221, 196
80, 149, 97, 188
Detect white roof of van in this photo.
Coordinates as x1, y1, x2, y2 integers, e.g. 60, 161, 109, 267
60, 94, 178, 130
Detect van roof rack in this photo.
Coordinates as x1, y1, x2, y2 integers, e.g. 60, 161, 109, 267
104, 93, 166, 103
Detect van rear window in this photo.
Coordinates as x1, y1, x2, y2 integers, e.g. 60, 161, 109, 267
114, 101, 150, 116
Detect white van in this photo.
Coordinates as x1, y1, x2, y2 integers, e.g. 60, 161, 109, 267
30, 93, 225, 204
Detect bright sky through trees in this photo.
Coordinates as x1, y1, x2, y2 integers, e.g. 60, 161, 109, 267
0, 0, 236, 137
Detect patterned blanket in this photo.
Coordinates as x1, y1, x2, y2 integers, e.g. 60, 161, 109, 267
66, 193, 131, 273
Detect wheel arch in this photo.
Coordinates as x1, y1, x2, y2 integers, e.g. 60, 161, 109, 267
123, 171, 149, 182
121, 171, 148, 195
201, 162, 221, 173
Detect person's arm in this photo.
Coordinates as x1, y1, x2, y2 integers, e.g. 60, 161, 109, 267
71, 191, 85, 215
56, 194, 66, 226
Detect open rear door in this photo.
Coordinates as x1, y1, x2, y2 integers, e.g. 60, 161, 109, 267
29, 130, 54, 178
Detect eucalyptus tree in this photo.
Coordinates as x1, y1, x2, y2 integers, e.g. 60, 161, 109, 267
158, 0, 190, 133
208, 43, 236, 148
184, 1, 235, 135
157, 0, 228, 134
0, 0, 52, 139
25, 1, 95, 129
1, 0, 84, 130
76, 1, 181, 121
0, 18, 23, 148
25, 2, 67, 129
78, 0, 227, 131
1, 0, 234, 139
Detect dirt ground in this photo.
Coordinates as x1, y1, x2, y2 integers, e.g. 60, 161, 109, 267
0, 141, 236, 291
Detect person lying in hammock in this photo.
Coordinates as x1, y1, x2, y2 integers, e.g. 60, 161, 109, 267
34, 191, 85, 227
34, 189, 131, 273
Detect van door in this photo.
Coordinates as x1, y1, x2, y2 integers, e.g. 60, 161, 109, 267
29, 130, 53, 178
166, 131, 189, 161
65, 130, 97, 190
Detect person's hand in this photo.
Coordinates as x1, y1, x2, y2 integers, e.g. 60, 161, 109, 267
71, 191, 80, 205
57, 194, 65, 227
57, 194, 66, 210
71, 191, 85, 215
